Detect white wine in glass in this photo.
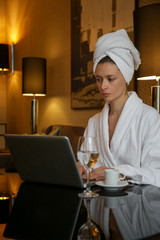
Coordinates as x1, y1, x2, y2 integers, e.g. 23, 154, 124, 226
77, 136, 99, 198
87, 152, 99, 168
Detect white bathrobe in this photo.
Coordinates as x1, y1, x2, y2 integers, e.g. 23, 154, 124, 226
84, 91, 160, 187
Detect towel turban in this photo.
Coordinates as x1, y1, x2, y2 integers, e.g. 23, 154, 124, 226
93, 29, 141, 85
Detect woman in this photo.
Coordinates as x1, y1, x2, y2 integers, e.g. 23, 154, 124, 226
79, 29, 160, 187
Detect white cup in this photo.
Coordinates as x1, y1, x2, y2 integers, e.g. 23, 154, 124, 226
104, 169, 125, 186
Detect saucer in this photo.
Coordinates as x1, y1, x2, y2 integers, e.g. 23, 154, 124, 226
96, 180, 128, 190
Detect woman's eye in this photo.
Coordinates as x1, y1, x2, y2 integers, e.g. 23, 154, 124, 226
108, 78, 115, 82
96, 78, 102, 83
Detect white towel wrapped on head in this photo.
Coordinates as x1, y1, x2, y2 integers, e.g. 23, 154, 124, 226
93, 29, 141, 85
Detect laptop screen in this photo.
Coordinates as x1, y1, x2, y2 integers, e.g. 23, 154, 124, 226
5, 135, 85, 189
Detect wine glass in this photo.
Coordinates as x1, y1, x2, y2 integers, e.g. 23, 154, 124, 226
77, 136, 99, 198
77, 198, 101, 239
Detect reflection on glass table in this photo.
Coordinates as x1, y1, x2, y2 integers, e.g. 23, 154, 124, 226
77, 198, 100, 240
89, 185, 160, 240
3, 182, 160, 240
3, 182, 82, 240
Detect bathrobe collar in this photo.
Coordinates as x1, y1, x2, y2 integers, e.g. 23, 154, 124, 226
101, 91, 143, 156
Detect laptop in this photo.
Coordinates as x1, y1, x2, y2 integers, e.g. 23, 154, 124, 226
5, 134, 86, 189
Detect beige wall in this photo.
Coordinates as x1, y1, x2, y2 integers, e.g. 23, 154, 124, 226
2, 0, 147, 135
4, 0, 100, 134
0, 0, 7, 124
1, 0, 159, 135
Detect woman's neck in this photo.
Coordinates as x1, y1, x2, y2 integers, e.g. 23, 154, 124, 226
108, 92, 129, 146
109, 92, 129, 116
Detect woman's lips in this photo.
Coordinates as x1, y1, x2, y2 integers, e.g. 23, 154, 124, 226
102, 92, 111, 97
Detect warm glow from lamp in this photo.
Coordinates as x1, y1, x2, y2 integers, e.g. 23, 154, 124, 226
137, 76, 160, 81
7, 0, 27, 43
10, 33, 18, 44
22, 93, 46, 97
0, 196, 10, 200
0, 68, 9, 71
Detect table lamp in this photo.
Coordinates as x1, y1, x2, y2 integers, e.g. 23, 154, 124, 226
134, 3, 160, 112
137, 76, 160, 112
22, 57, 46, 134
0, 44, 9, 72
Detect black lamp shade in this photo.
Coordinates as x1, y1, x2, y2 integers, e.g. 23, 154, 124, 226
22, 57, 46, 96
0, 44, 9, 70
134, 4, 160, 78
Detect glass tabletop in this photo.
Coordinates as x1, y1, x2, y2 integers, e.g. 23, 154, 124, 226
2, 181, 160, 240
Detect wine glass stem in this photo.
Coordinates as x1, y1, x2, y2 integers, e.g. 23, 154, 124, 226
86, 169, 91, 192
86, 199, 91, 220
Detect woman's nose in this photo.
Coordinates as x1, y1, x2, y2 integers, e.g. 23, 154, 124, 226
101, 79, 108, 90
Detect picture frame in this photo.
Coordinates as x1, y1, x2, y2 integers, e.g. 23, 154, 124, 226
71, 0, 135, 109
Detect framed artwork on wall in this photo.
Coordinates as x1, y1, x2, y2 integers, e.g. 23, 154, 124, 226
71, 0, 135, 109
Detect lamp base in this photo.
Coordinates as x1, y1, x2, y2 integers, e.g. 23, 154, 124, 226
151, 86, 160, 113
31, 97, 38, 134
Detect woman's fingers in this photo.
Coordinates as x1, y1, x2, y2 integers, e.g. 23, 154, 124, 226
90, 166, 108, 180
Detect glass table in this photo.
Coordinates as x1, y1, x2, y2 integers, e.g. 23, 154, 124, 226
0, 169, 22, 240
1, 174, 160, 240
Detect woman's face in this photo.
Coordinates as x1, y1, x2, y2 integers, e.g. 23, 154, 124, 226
95, 62, 127, 103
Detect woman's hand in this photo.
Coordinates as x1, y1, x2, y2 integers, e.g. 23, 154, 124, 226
77, 161, 86, 175
90, 166, 109, 181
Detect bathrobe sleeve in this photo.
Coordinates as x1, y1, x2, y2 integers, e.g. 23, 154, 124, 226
84, 92, 160, 187
114, 107, 160, 186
